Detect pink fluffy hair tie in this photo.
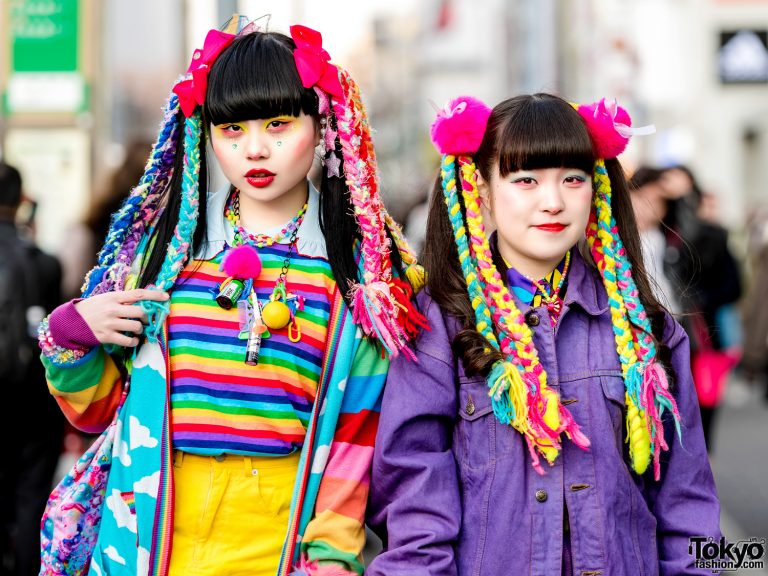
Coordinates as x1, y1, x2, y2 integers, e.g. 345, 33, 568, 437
577, 98, 654, 160
430, 96, 492, 156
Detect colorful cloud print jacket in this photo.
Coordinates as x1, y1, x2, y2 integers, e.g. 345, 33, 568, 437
41, 186, 386, 576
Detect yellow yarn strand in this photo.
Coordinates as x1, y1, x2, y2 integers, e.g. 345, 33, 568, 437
488, 361, 530, 432
384, 212, 427, 293
589, 159, 651, 474
626, 393, 652, 474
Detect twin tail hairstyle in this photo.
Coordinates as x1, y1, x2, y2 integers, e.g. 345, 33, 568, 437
427, 93, 681, 479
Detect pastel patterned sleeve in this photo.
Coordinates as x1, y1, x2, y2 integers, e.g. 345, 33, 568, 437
299, 338, 387, 575
40, 346, 125, 434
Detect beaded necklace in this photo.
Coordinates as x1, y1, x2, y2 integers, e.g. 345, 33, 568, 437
525, 250, 571, 324
225, 191, 308, 248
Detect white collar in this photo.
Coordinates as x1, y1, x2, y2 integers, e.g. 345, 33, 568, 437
197, 180, 327, 260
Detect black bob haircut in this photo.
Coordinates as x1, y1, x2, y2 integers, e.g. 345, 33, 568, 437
138, 30, 404, 308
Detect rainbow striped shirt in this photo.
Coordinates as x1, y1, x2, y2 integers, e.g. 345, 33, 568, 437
168, 243, 336, 456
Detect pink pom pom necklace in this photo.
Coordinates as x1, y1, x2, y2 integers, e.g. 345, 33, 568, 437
217, 190, 308, 365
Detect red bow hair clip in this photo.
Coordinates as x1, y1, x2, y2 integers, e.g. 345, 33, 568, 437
173, 29, 236, 117
290, 25, 343, 99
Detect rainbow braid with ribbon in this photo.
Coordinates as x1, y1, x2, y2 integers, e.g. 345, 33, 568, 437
290, 24, 427, 358
82, 93, 181, 298
431, 97, 589, 473
577, 100, 681, 479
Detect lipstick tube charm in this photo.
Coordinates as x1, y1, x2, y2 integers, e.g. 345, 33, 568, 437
245, 327, 261, 366
245, 300, 264, 366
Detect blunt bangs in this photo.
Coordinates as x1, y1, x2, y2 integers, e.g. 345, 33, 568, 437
492, 94, 595, 177
205, 32, 319, 125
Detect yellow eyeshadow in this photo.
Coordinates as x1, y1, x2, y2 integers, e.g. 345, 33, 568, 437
214, 123, 246, 134
264, 116, 296, 128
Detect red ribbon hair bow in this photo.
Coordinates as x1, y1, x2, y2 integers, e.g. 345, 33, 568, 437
290, 25, 343, 99
173, 29, 236, 117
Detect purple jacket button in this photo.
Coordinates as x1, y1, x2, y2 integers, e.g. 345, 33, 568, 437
535, 489, 547, 502
525, 311, 540, 327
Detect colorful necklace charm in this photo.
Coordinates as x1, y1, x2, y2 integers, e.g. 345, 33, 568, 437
218, 190, 308, 361
527, 251, 571, 325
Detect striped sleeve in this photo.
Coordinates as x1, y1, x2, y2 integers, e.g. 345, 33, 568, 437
41, 347, 124, 433
300, 339, 388, 575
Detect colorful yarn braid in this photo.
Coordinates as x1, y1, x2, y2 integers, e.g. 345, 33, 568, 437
331, 69, 426, 358
440, 156, 541, 460
440, 156, 499, 350
141, 110, 203, 341
344, 71, 428, 339
453, 155, 589, 472
586, 160, 681, 479
384, 212, 426, 293
82, 93, 181, 297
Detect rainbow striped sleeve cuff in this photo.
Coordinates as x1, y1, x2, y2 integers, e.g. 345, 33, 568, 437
41, 347, 124, 433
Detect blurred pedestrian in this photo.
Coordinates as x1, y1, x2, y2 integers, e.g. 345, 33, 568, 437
0, 162, 64, 576
37, 19, 423, 575
58, 140, 151, 301
742, 209, 768, 400
659, 164, 742, 451
368, 94, 719, 575
628, 166, 680, 312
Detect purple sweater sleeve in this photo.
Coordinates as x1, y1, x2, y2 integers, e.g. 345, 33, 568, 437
48, 300, 100, 350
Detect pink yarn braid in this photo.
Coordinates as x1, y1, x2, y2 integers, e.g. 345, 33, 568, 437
457, 157, 589, 454
332, 70, 417, 357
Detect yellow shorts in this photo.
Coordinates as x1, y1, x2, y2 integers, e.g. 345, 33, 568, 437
168, 450, 299, 576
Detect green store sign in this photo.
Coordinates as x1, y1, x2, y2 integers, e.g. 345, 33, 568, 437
4, 0, 86, 113
10, 0, 79, 73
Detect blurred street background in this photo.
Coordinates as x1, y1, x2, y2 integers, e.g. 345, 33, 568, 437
2, 0, 768, 574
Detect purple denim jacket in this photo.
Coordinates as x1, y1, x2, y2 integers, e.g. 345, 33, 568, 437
367, 250, 721, 576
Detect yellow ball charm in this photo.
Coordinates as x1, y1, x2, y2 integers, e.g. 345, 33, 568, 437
262, 300, 291, 330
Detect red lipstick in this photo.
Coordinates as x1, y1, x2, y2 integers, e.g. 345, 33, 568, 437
534, 223, 566, 232
245, 169, 275, 188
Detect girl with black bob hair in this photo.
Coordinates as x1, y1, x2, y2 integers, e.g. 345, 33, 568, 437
38, 17, 424, 576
